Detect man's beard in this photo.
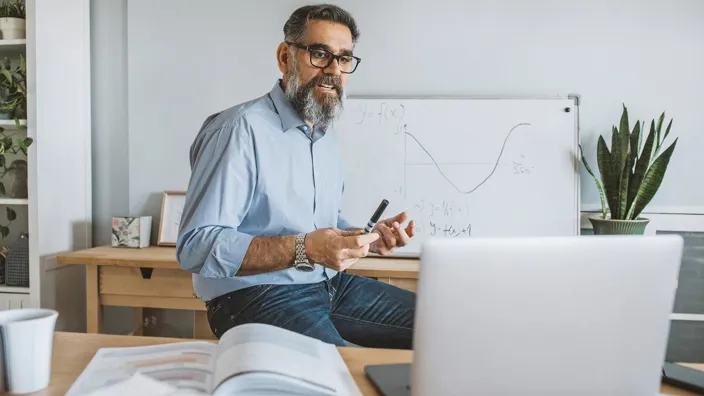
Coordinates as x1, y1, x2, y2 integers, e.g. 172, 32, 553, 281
284, 62, 345, 127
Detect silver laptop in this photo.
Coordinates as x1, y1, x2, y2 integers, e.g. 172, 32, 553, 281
366, 235, 683, 396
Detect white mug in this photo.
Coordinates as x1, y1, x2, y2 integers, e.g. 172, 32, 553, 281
0, 308, 58, 394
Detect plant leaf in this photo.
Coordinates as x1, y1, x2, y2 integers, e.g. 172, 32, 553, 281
0, 182, 5, 196
626, 120, 657, 219
0, 226, 9, 239
0, 69, 12, 83
637, 121, 645, 159
579, 145, 608, 219
6, 207, 16, 221
629, 121, 640, 165
625, 121, 641, 215
663, 118, 673, 141
655, 112, 664, 147
618, 135, 633, 218
619, 104, 630, 142
597, 135, 618, 219
630, 138, 678, 219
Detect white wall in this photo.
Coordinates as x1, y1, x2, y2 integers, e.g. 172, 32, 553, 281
122, 0, 704, 222
91, 0, 704, 332
91, 0, 129, 247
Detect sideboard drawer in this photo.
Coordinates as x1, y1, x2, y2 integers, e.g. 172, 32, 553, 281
100, 266, 195, 298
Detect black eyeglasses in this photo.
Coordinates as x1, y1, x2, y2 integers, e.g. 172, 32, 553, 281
285, 41, 361, 74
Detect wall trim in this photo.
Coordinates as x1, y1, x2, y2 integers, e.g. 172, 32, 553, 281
581, 205, 704, 215
671, 314, 704, 322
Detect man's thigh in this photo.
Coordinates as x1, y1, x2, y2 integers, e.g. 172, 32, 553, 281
206, 282, 347, 346
330, 272, 416, 349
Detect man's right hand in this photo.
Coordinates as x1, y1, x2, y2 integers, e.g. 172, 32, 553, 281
304, 228, 380, 271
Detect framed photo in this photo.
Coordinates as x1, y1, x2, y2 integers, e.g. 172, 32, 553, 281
157, 190, 187, 246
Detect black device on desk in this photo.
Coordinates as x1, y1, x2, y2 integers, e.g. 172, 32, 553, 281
365, 363, 411, 396
662, 361, 704, 394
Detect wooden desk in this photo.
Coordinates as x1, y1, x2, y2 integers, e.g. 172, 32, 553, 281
56, 246, 419, 338
24, 331, 701, 396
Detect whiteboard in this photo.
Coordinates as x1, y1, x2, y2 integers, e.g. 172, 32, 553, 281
335, 97, 580, 256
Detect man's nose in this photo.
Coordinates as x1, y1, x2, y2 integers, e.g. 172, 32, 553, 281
323, 58, 342, 76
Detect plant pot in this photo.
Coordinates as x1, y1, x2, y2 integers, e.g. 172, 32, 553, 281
0, 17, 25, 40
588, 216, 650, 235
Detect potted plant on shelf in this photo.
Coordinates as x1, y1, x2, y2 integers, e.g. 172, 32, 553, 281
0, 132, 31, 198
0, 55, 25, 125
580, 105, 678, 235
0, 0, 24, 40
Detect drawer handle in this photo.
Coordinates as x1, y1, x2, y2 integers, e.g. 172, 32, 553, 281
139, 268, 153, 279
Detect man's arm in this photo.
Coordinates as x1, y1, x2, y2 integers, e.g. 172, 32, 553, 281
177, 120, 295, 277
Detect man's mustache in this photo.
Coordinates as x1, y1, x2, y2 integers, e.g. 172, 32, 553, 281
308, 74, 342, 95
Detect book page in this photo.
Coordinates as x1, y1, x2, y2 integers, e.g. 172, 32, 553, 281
66, 341, 217, 396
213, 323, 359, 395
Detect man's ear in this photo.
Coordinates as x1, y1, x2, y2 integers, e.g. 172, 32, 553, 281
276, 42, 289, 74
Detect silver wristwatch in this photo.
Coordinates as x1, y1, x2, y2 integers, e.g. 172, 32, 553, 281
293, 233, 315, 272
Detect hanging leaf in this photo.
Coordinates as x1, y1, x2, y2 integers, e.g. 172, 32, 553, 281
0, 226, 9, 239
6, 207, 15, 221
580, 145, 607, 219
0, 182, 5, 196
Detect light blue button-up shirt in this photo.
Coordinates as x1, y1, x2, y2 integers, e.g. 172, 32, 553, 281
176, 81, 356, 301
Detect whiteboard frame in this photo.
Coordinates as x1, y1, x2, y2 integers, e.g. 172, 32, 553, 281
339, 94, 582, 258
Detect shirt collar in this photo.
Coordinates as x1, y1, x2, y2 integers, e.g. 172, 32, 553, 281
268, 80, 331, 138
269, 80, 307, 132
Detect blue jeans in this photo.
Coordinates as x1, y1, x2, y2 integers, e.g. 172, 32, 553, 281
205, 272, 415, 349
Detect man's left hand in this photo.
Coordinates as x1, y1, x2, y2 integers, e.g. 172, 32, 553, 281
369, 212, 415, 255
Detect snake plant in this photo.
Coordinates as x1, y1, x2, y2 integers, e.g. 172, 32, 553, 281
580, 105, 678, 220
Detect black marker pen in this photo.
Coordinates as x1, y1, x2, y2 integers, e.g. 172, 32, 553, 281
364, 199, 389, 234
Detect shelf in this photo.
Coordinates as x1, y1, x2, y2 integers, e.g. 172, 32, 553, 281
0, 119, 27, 129
0, 39, 25, 55
0, 285, 30, 294
0, 198, 28, 205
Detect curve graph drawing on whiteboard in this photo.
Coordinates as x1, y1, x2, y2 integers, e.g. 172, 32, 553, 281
338, 97, 581, 250
403, 122, 531, 195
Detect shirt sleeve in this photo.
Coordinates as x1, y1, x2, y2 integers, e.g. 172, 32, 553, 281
176, 120, 256, 278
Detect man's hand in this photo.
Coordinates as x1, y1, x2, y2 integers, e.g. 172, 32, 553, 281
370, 212, 416, 255
305, 228, 379, 271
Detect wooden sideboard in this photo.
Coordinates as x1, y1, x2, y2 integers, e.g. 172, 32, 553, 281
56, 246, 419, 339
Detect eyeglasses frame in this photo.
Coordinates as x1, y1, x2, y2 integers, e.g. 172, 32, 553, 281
285, 41, 362, 74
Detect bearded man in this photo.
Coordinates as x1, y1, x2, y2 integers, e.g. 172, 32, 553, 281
176, 4, 417, 349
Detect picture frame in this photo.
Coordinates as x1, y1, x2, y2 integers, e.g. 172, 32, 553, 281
157, 190, 187, 246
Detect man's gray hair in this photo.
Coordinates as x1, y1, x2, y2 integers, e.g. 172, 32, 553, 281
283, 4, 360, 44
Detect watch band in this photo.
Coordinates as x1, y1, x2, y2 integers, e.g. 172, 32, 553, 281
294, 233, 315, 272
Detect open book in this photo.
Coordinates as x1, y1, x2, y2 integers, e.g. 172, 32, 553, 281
66, 323, 362, 396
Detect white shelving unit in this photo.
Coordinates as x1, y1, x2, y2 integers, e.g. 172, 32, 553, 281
0, 119, 27, 127
0, 0, 92, 331
0, 32, 28, 310
0, 285, 29, 294
0, 198, 28, 205
0, 39, 26, 56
